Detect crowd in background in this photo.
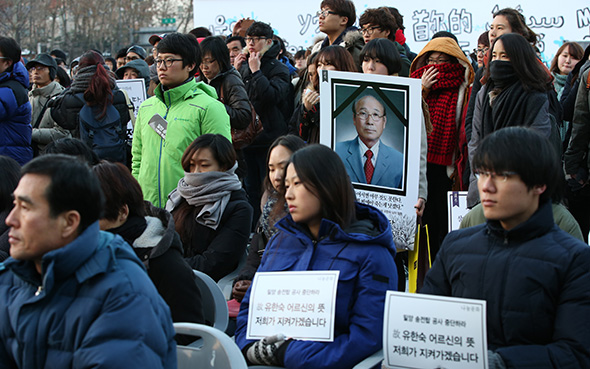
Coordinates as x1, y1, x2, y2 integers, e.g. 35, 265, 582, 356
1, 1, 590, 368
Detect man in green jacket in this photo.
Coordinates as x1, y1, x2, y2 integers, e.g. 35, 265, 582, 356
132, 33, 231, 207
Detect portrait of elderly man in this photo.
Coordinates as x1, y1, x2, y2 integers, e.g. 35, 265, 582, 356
336, 94, 403, 188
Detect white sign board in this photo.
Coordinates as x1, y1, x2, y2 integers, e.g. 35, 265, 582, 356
247, 270, 339, 342
116, 78, 147, 139
447, 191, 469, 232
320, 70, 422, 250
383, 291, 488, 369
194, 1, 590, 69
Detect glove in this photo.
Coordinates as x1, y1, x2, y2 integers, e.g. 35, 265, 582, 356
246, 334, 286, 366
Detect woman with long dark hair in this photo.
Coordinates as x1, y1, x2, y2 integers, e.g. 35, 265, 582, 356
49, 50, 130, 163
235, 144, 397, 369
165, 134, 253, 282
232, 135, 305, 302
199, 36, 252, 133
468, 33, 554, 205
295, 45, 357, 143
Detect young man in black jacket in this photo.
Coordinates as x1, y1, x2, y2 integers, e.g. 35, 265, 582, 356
421, 127, 590, 369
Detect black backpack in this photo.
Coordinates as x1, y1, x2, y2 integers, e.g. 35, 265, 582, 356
75, 93, 126, 163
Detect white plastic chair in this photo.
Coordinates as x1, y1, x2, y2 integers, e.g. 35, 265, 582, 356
217, 249, 248, 300
248, 349, 383, 369
193, 270, 229, 332
175, 322, 247, 369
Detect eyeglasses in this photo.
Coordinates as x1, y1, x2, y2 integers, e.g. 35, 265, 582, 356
356, 111, 384, 121
201, 58, 217, 67
0, 56, 10, 61
474, 170, 518, 182
155, 58, 183, 68
244, 37, 267, 44
360, 26, 381, 36
126, 55, 140, 61
427, 57, 450, 64
29, 65, 48, 71
475, 47, 489, 55
317, 10, 338, 18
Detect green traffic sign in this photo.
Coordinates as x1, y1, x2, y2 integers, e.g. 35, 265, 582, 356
162, 18, 176, 24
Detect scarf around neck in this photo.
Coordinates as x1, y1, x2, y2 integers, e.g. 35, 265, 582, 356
166, 162, 242, 230
411, 62, 466, 165
481, 75, 547, 138
70, 65, 116, 94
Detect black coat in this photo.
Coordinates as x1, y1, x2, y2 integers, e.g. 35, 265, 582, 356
207, 68, 252, 130
175, 189, 253, 282
108, 202, 205, 339
49, 88, 131, 138
238, 41, 294, 147
421, 201, 590, 368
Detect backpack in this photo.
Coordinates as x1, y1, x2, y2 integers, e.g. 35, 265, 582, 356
75, 93, 126, 163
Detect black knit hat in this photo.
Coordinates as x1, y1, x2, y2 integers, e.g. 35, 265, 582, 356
26, 53, 58, 80
126, 45, 147, 60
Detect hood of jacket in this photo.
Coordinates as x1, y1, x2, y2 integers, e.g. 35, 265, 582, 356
277, 201, 396, 256
116, 59, 150, 81
341, 28, 364, 50
134, 201, 183, 263
410, 37, 474, 86
155, 77, 218, 106
0, 61, 29, 89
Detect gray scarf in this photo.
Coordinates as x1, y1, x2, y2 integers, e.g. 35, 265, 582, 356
70, 65, 116, 94
166, 162, 242, 230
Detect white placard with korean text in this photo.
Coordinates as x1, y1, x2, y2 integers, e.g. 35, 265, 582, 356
383, 291, 488, 369
247, 270, 339, 342
115, 78, 147, 140
447, 191, 469, 232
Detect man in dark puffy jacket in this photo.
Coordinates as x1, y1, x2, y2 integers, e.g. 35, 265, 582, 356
421, 127, 590, 369
0, 155, 176, 368
0, 37, 32, 165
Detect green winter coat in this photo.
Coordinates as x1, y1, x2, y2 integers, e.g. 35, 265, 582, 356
132, 78, 231, 207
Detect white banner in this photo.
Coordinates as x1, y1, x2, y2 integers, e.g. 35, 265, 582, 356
383, 291, 488, 369
246, 270, 339, 342
194, 1, 590, 67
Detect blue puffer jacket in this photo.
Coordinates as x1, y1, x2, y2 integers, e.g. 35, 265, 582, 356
235, 202, 397, 369
421, 201, 590, 368
0, 222, 177, 369
0, 61, 32, 165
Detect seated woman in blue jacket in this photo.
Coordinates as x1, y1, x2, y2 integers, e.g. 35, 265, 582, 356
235, 144, 397, 369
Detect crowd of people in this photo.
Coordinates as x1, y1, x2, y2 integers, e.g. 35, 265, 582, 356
0, 0, 589, 368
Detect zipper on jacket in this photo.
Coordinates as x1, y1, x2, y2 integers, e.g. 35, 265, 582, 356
35, 285, 43, 296
157, 91, 172, 208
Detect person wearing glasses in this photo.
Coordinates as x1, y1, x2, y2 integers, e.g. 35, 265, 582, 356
234, 21, 293, 226
422, 127, 590, 369
310, 0, 363, 70
131, 32, 231, 209
336, 95, 403, 188
358, 7, 411, 76
25, 54, 70, 155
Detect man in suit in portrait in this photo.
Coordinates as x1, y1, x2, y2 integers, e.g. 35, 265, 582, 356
336, 95, 403, 188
